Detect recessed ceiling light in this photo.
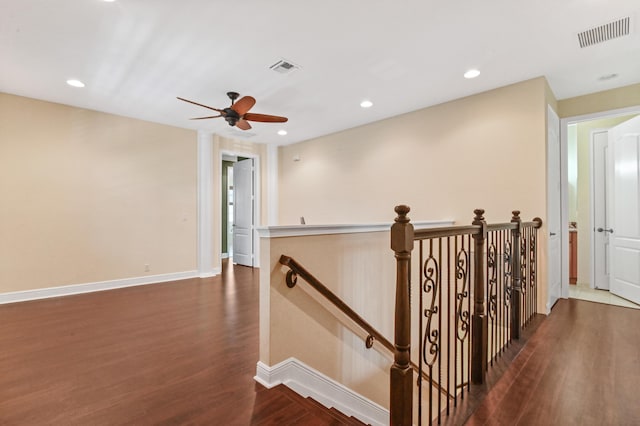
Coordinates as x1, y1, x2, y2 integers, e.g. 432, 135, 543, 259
103, 0, 116, 2
277, 130, 288, 136
66, 79, 85, 88
360, 100, 373, 108
464, 69, 480, 79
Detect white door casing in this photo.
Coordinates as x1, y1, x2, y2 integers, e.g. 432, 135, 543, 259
608, 115, 640, 304
233, 158, 254, 267
547, 105, 562, 311
591, 130, 610, 289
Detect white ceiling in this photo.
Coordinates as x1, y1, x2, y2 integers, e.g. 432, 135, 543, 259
2, 0, 639, 145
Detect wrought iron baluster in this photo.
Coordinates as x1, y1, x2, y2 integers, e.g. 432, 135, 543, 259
422, 239, 439, 424
487, 239, 497, 365
455, 237, 470, 397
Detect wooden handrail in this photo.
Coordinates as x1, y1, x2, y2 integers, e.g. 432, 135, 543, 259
279, 254, 394, 353
413, 224, 480, 240
278, 254, 452, 398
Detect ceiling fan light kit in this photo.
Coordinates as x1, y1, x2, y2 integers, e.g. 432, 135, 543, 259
177, 92, 288, 131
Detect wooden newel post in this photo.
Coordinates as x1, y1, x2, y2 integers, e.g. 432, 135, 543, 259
390, 205, 414, 426
510, 210, 522, 340
471, 209, 488, 384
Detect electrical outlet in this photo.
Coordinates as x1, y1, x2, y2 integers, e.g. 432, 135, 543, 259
144, 264, 150, 272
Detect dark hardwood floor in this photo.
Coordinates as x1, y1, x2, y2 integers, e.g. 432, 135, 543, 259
3, 264, 638, 425
0, 261, 361, 425
464, 298, 640, 426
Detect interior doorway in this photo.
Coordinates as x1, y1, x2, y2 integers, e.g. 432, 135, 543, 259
220, 152, 260, 269
562, 108, 640, 309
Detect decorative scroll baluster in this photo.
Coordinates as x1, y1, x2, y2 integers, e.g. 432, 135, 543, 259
520, 229, 528, 327
422, 247, 440, 423
502, 235, 512, 349
390, 206, 541, 425
390, 205, 414, 426
487, 240, 497, 365
510, 211, 522, 340
529, 223, 539, 324
471, 209, 488, 384
455, 248, 470, 345
455, 240, 470, 399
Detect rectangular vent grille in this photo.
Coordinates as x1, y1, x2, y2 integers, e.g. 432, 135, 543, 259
578, 17, 630, 48
228, 128, 257, 138
269, 59, 300, 74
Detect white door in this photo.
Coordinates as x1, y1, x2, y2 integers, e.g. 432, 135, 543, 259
547, 106, 562, 311
591, 130, 610, 289
608, 115, 640, 304
233, 158, 254, 267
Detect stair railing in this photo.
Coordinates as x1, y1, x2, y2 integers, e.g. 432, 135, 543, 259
279, 254, 451, 398
390, 206, 542, 425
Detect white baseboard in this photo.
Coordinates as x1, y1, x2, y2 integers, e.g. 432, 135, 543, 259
254, 357, 389, 426
199, 267, 221, 278
0, 270, 202, 305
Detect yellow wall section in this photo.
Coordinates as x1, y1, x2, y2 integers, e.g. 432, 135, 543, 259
0, 93, 198, 292
558, 83, 640, 118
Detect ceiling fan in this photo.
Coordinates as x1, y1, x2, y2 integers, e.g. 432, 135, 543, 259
177, 92, 288, 130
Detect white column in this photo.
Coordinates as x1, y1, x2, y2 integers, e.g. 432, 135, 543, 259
266, 144, 279, 226
197, 130, 216, 277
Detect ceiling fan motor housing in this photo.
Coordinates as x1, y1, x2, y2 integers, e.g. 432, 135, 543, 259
223, 108, 240, 126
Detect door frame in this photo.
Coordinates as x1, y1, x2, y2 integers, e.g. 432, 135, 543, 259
559, 104, 640, 300
219, 149, 261, 268
589, 128, 610, 290
547, 105, 562, 312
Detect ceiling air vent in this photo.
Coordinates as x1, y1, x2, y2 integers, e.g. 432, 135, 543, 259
227, 128, 257, 138
269, 59, 301, 74
577, 17, 630, 48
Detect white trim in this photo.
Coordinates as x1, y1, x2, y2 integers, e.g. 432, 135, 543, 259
559, 119, 570, 301
547, 104, 563, 313
254, 358, 389, 426
0, 270, 200, 305
199, 267, 221, 279
589, 128, 609, 290
197, 131, 215, 276
219, 148, 262, 268
562, 105, 640, 124
267, 144, 279, 226
257, 220, 454, 238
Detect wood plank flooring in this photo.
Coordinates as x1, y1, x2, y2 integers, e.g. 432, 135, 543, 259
464, 298, 640, 426
3, 263, 638, 425
0, 262, 361, 425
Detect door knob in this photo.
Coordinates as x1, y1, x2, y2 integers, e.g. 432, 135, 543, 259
597, 228, 614, 233
550, 232, 556, 236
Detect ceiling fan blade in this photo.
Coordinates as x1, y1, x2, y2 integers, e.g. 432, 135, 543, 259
243, 113, 288, 123
231, 96, 256, 115
236, 119, 252, 130
189, 115, 222, 120
177, 97, 224, 113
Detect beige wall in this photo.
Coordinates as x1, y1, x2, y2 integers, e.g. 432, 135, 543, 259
279, 77, 549, 313
260, 232, 396, 408
279, 78, 548, 226
0, 93, 198, 293
558, 83, 640, 118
